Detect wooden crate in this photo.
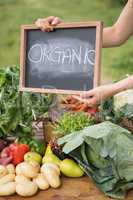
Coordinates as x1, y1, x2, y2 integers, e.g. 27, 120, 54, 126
43, 120, 56, 143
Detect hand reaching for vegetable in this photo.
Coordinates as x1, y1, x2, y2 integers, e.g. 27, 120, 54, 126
74, 76, 133, 106
74, 84, 116, 107
35, 16, 62, 32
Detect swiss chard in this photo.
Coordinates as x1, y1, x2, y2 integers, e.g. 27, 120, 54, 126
0, 66, 53, 139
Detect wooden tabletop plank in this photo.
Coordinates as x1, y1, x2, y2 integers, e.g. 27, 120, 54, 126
0, 176, 133, 200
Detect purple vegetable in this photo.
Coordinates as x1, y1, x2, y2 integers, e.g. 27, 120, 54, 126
0, 146, 13, 166
0, 157, 12, 166
1, 147, 10, 158
0, 139, 7, 152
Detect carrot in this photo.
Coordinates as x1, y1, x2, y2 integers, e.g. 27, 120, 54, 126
76, 104, 88, 112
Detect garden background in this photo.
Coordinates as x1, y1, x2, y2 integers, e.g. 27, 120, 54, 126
0, 0, 132, 83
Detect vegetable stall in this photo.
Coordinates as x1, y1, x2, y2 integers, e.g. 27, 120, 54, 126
0, 66, 132, 199
0, 20, 132, 200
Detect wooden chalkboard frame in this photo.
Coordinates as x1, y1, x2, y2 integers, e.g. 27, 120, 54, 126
20, 22, 103, 94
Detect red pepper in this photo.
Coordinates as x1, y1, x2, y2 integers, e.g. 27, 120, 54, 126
9, 143, 30, 165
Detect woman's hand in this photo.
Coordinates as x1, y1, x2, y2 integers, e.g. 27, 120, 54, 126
35, 16, 62, 32
73, 84, 116, 107
75, 76, 133, 106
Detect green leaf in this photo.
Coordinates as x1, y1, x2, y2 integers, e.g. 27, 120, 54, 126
61, 134, 84, 154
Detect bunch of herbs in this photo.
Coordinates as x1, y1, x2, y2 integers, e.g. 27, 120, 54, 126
54, 112, 95, 137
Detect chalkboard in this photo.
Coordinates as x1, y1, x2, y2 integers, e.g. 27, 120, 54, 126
20, 22, 102, 94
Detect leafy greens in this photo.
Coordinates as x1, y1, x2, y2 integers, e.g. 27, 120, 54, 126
0, 66, 53, 139
99, 89, 133, 124
58, 121, 133, 199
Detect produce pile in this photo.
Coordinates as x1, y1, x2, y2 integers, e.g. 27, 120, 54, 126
0, 140, 84, 197
0, 66, 133, 199
62, 95, 98, 115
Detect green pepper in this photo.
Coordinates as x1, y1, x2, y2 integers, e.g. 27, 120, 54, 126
29, 139, 46, 155
19, 137, 31, 145
21, 126, 32, 134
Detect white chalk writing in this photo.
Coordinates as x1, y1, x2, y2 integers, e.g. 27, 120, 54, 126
28, 43, 95, 66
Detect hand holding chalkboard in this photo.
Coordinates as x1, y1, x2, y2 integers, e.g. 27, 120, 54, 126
35, 16, 62, 32
20, 22, 103, 94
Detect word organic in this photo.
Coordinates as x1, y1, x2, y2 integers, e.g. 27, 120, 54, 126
28, 43, 95, 65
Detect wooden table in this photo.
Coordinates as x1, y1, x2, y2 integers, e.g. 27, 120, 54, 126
0, 176, 133, 200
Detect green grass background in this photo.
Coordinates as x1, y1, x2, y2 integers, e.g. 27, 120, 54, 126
0, 0, 133, 83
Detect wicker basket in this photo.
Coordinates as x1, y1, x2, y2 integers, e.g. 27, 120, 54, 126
119, 118, 133, 133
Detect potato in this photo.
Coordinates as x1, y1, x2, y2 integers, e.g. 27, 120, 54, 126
16, 162, 39, 178
15, 175, 31, 183
6, 164, 15, 174
0, 165, 7, 178
0, 182, 16, 196
33, 173, 49, 190
45, 169, 61, 188
41, 163, 61, 188
16, 164, 22, 175
41, 163, 60, 176
0, 174, 15, 185
15, 173, 38, 197
0, 174, 16, 196
16, 181, 38, 197
29, 161, 40, 169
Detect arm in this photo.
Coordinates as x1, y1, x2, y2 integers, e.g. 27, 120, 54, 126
78, 76, 133, 106
103, 0, 133, 47
111, 75, 133, 94
35, 1, 133, 47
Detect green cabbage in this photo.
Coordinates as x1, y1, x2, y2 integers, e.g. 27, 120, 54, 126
58, 121, 133, 199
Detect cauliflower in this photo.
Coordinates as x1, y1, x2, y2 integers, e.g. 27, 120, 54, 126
114, 89, 133, 111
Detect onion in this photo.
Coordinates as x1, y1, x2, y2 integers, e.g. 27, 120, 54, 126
0, 139, 7, 152
0, 157, 12, 166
